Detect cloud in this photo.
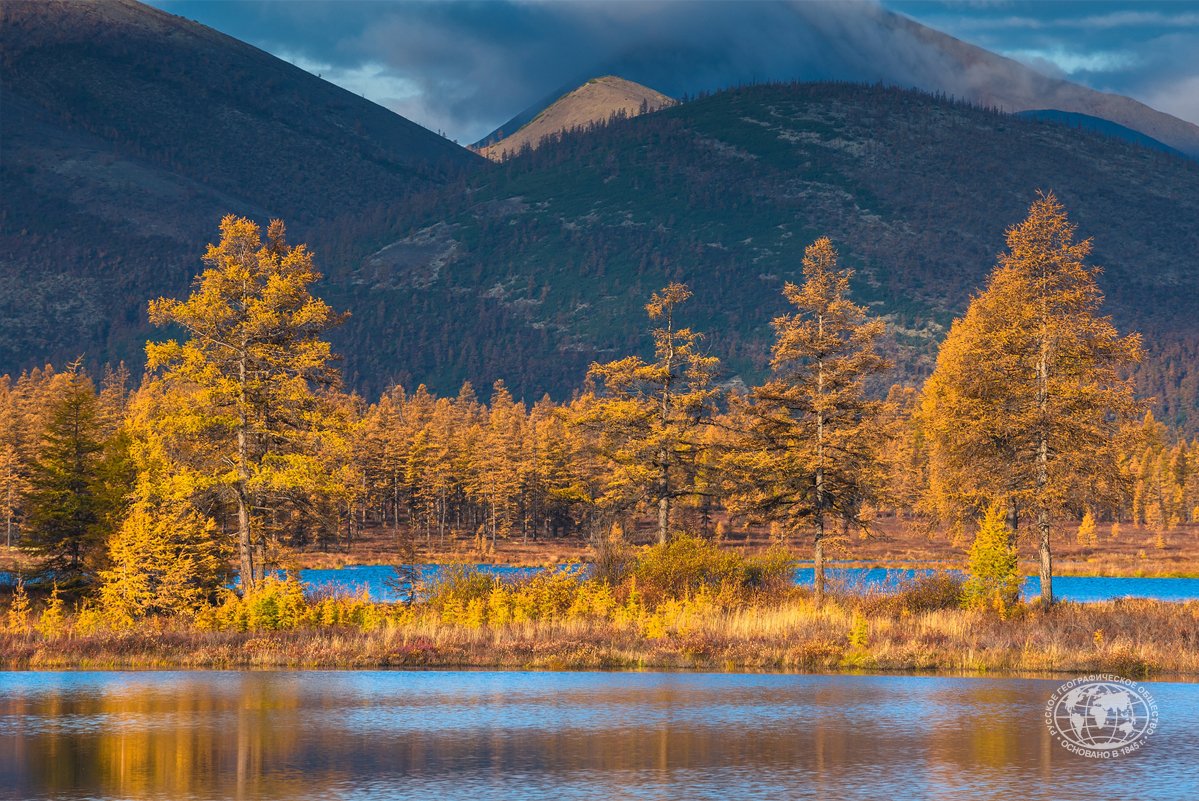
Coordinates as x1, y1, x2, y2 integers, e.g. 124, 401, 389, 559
1144, 74, 1199, 124
261, 0, 1003, 142
150, 0, 1199, 139
931, 10, 1199, 32
1002, 48, 1140, 77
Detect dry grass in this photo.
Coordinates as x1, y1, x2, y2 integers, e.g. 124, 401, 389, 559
4, 595, 1196, 677
273, 519, 1199, 577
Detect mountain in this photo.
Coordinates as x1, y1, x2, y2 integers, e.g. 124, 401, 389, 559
474, 76, 676, 161
3, 4, 1198, 432
880, 11, 1199, 160
338, 83, 1199, 431
0, 0, 480, 372
523, 2, 1199, 160
1015, 111, 1185, 159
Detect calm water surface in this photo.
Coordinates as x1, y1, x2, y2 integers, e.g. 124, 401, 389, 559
295, 564, 1199, 603
1, 671, 1196, 801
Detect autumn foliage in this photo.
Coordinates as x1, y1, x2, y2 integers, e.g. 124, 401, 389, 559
0, 196, 1193, 628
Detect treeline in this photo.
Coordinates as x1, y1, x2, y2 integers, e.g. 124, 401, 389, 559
1, 194, 1196, 620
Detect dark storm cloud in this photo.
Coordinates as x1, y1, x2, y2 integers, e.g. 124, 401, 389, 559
149, 0, 1199, 142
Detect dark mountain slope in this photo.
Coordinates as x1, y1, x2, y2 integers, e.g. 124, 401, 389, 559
342, 83, 1199, 430
0, 0, 480, 371
1015, 110, 1185, 159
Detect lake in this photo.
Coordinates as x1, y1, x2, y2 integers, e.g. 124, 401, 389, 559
1, 671, 1196, 800
293, 564, 1199, 603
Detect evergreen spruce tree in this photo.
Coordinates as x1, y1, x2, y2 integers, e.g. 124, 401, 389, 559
23, 365, 106, 588
963, 504, 1021, 613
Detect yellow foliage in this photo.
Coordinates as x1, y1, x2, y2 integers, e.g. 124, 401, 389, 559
1077, 510, 1098, 547
6, 579, 30, 634
36, 584, 67, 639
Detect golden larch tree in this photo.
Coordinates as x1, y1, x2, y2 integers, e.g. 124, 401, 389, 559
920, 192, 1141, 605
576, 283, 720, 544
146, 215, 345, 589
725, 238, 889, 603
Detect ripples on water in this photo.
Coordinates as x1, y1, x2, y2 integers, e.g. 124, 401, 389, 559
1, 671, 1196, 801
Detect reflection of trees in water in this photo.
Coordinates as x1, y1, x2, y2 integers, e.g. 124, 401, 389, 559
4, 675, 1072, 799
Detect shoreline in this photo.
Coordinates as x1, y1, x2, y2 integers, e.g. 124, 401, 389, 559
5, 596, 1196, 676
4, 662, 1198, 684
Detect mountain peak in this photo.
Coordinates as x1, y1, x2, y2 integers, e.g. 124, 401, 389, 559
475, 76, 675, 161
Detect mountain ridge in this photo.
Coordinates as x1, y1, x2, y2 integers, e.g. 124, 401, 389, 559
475, 76, 676, 161
0, 0, 481, 371
337, 82, 1199, 430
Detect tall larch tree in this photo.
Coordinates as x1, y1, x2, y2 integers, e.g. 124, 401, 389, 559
146, 215, 345, 590
725, 238, 889, 604
577, 283, 720, 543
920, 192, 1141, 605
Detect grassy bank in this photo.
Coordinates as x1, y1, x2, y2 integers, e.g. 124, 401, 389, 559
4, 534, 1198, 675
3, 596, 1196, 676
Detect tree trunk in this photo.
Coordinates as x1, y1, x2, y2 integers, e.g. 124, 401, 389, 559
814, 469, 826, 606
1037, 320, 1053, 607
237, 487, 254, 591
657, 455, 670, 545
814, 315, 826, 606
1038, 504, 1053, 606
813, 519, 826, 606
658, 304, 674, 546
237, 352, 255, 592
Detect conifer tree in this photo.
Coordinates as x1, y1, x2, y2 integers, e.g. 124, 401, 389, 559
963, 504, 1021, 613
921, 192, 1141, 605
99, 492, 229, 623
0, 381, 27, 548
97, 382, 232, 621
578, 283, 720, 543
1076, 510, 1098, 547
725, 238, 889, 603
6, 579, 30, 634
0, 442, 22, 549
23, 365, 107, 587
146, 215, 345, 589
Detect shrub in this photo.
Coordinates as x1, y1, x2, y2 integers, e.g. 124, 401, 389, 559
426, 565, 498, 625
632, 534, 744, 605
895, 572, 963, 613
590, 523, 634, 586
740, 547, 796, 597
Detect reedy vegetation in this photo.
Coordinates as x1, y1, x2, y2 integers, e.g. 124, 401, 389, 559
3, 544, 1197, 676
0, 196, 1195, 649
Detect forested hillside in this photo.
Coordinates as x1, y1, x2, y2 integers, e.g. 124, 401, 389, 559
328, 83, 1199, 431
0, 0, 480, 374
3, 6, 1197, 435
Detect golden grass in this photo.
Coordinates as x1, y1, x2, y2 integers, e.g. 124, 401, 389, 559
4, 596, 1197, 677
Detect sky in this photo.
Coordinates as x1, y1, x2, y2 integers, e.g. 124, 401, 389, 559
147, 0, 1199, 144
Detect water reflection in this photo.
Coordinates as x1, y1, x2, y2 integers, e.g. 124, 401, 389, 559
1, 671, 1196, 800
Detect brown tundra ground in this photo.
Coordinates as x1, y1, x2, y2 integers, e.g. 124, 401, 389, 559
2, 517, 1196, 577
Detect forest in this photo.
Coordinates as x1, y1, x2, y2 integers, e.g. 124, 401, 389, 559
2, 192, 1198, 650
